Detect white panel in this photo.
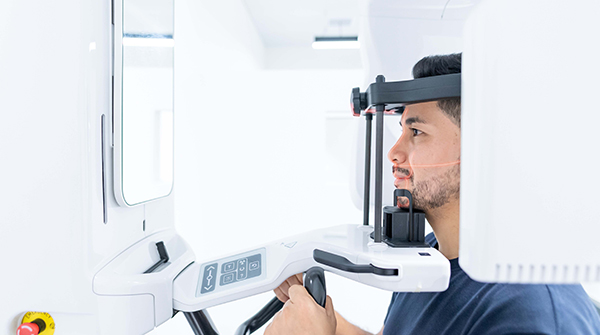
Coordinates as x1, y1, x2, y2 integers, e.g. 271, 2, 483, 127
0, 0, 108, 333
94, 230, 195, 326
1, 0, 179, 333
98, 295, 155, 335
460, 0, 600, 283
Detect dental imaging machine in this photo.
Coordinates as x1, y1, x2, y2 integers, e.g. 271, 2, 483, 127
2, 0, 600, 334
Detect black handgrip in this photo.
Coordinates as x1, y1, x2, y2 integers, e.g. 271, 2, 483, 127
313, 249, 398, 276
183, 310, 219, 335
303, 267, 327, 308
234, 297, 284, 335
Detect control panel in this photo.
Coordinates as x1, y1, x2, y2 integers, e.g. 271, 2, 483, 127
196, 248, 266, 296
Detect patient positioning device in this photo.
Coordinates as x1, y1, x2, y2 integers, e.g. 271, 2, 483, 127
170, 73, 462, 334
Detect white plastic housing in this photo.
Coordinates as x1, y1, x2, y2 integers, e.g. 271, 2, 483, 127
460, 0, 600, 283
174, 225, 450, 311
0, 0, 191, 334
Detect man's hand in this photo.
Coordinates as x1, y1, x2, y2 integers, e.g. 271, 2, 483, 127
274, 273, 303, 303
265, 284, 337, 335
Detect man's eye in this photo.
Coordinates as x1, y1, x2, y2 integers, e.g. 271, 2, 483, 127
412, 128, 423, 136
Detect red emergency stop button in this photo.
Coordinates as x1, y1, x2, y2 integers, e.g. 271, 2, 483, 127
16, 323, 39, 335
19, 312, 53, 335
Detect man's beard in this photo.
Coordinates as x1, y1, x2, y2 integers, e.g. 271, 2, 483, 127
408, 164, 460, 211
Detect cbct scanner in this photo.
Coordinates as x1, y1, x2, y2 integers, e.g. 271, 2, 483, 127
2, 0, 600, 334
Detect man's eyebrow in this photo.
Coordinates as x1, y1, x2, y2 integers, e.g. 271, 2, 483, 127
399, 116, 427, 127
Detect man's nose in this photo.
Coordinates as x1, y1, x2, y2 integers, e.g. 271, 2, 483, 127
387, 133, 409, 166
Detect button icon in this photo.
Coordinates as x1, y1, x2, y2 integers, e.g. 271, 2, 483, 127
247, 254, 262, 279
223, 261, 236, 273
206, 266, 215, 281
222, 273, 235, 284
237, 271, 247, 280
201, 263, 218, 294
238, 258, 247, 267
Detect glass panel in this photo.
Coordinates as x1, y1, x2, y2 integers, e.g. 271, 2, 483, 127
121, 0, 174, 205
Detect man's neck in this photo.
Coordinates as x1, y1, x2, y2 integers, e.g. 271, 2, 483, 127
425, 200, 460, 260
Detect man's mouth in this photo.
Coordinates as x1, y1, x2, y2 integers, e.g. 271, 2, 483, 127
394, 178, 410, 188
392, 166, 412, 188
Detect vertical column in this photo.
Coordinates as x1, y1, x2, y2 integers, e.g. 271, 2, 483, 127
363, 113, 373, 226
374, 75, 385, 243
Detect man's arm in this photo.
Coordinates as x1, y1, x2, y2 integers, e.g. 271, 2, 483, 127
334, 311, 383, 335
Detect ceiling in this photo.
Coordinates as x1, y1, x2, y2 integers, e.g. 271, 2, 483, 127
243, 0, 360, 48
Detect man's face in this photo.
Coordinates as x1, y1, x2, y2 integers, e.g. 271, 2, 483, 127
387, 101, 461, 211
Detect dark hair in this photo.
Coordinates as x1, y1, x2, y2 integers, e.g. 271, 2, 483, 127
412, 53, 462, 127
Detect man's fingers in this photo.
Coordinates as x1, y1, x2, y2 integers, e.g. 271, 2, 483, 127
274, 287, 288, 303
288, 284, 311, 302
274, 274, 303, 302
288, 284, 325, 308
286, 274, 303, 287
279, 280, 291, 297
289, 284, 332, 309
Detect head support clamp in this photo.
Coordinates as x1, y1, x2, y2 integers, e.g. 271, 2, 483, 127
351, 73, 461, 245
351, 73, 461, 117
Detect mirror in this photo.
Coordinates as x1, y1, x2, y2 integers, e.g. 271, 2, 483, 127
114, 0, 174, 206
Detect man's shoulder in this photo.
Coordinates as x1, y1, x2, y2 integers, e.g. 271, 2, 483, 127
468, 283, 600, 334
409, 233, 600, 333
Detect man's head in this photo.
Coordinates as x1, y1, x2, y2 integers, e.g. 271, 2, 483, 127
388, 53, 462, 213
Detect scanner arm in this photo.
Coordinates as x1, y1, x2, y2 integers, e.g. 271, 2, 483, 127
173, 225, 449, 312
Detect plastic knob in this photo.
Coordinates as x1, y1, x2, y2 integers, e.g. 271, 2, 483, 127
17, 323, 39, 335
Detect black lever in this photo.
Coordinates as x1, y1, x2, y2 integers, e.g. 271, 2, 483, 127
143, 241, 169, 274
303, 267, 326, 308
313, 249, 398, 276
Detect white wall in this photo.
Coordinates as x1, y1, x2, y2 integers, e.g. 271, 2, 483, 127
153, 0, 393, 334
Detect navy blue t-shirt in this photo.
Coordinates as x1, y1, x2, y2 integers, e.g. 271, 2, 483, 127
383, 234, 600, 335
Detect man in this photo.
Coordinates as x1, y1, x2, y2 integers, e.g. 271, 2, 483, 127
265, 53, 600, 335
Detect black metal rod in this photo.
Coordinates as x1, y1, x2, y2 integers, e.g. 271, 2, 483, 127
183, 310, 219, 335
363, 113, 373, 226
235, 297, 284, 335
374, 75, 385, 243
